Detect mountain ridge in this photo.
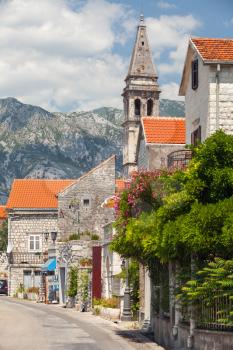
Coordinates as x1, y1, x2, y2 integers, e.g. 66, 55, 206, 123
0, 97, 185, 203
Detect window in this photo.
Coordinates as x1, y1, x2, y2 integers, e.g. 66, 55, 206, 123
83, 199, 90, 206
147, 99, 153, 116
191, 126, 201, 146
134, 99, 141, 116
192, 59, 198, 90
141, 41, 144, 46
28, 235, 41, 252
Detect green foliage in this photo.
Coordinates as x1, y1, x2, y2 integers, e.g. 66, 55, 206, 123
78, 270, 89, 302
185, 130, 233, 204
178, 258, 233, 324
93, 297, 119, 308
67, 266, 78, 297
91, 233, 100, 241
0, 221, 8, 251
68, 233, 80, 241
128, 260, 140, 314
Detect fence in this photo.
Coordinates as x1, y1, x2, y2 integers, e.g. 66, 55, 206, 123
181, 292, 233, 332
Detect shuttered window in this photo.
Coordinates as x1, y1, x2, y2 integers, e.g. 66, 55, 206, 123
192, 59, 198, 90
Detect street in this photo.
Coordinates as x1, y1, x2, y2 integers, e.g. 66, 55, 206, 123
0, 297, 164, 350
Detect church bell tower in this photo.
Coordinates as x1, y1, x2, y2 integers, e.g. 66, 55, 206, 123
122, 15, 161, 177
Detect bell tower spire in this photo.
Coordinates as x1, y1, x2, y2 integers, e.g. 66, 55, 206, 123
122, 15, 161, 177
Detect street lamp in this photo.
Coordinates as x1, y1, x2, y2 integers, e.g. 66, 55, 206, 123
51, 231, 57, 244
121, 258, 132, 321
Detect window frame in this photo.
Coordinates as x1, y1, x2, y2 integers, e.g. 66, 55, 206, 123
28, 235, 41, 252
192, 59, 198, 90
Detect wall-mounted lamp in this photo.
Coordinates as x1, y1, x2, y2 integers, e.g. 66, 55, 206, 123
51, 231, 57, 243
44, 232, 49, 242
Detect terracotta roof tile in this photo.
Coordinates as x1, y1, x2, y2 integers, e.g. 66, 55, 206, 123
142, 117, 186, 144
115, 179, 127, 192
191, 38, 233, 61
6, 179, 75, 209
0, 206, 7, 219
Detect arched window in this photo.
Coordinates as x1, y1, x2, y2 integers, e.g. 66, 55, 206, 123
147, 99, 153, 116
134, 99, 141, 116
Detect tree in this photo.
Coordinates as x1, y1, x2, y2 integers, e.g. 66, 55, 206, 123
0, 221, 8, 251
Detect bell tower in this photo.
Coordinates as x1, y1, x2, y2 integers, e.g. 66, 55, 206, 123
122, 15, 161, 177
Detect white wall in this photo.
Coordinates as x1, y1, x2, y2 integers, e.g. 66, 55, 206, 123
185, 55, 209, 144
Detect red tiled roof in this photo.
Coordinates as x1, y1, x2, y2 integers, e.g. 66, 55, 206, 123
142, 117, 186, 144
115, 179, 127, 192
191, 38, 233, 61
6, 179, 75, 209
0, 206, 7, 219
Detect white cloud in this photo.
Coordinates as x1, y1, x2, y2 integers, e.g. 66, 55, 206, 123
0, 0, 200, 111
0, 0, 130, 111
160, 82, 184, 101
157, 1, 176, 9
147, 15, 200, 75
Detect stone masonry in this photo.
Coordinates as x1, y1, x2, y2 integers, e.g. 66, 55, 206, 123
8, 211, 58, 296
58, 156, 116, 240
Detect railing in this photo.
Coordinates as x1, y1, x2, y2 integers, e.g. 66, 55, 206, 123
196, 293, 233, 331
11, 252, 47, 265
167, 149, 192, 170
181, 292, 233, 331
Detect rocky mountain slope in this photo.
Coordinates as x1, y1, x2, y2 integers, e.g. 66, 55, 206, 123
0, 97, 184, 202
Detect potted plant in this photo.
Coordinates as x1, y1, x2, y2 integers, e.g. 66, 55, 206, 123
66, 265, 78, 308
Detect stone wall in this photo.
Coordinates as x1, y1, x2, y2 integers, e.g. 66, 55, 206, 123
58, 156, 116, 240
209, 65, 233, 135
148, 144, 185, 169
9, 212, 58, 254
8, 210, 58, 296
185, 55, 233, 143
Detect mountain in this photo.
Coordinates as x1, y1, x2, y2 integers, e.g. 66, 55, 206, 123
0, 97, 184, 203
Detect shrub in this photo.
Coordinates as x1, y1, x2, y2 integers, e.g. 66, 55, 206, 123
68, 233, 80, 241
91, 233, 100, 241
27, 287, 39, 294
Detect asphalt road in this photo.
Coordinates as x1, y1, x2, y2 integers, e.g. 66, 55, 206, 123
0, 296, 146, 350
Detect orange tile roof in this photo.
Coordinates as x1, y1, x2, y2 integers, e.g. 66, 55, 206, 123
142, 117, 186, 144
0, 206, 7, 219
191, 38, 233, 61
115, 179, 127, 192
6, 179, 75, 209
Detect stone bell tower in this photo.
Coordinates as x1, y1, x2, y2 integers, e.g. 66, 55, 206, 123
122, 15, 161, 177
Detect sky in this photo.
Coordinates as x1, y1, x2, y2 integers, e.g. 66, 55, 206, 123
0, 0, 232, 112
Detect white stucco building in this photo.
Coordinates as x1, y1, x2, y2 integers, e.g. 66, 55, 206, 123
179, 37, 233, 144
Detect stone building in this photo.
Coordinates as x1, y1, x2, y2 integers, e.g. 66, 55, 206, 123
179, 37, 233, 144
121, 15, 187, 330
138, 117, 186, 170
6, 156, 117, 297
58, 155, 116, 240
122, 15, 161, 178
6, 179, 74, 297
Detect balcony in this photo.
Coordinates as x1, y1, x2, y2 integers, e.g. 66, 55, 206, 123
167, 149, 192, 170
10, 252, 48, 265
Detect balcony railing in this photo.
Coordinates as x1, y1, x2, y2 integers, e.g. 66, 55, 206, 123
167, 149, 192, 170
10, 252, 47, 265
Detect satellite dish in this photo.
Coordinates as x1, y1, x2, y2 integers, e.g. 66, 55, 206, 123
7, 241, 13, 254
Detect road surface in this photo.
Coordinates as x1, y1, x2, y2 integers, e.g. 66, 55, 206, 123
0, 297, 164, 350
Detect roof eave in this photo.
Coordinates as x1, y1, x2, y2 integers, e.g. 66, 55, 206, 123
146, 142, 186, 146
203, 60, 233, 64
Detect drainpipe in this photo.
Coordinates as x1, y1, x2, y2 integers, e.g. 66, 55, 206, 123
216, 63, 221, 131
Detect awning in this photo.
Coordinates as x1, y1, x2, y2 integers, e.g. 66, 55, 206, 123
42, 258, 56, 272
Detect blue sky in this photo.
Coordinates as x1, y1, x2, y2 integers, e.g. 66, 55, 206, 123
0, 0, 232, 112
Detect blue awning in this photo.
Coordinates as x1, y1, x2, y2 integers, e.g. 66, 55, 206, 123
42, 258, 56, 272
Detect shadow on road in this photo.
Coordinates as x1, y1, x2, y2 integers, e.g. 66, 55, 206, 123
115, 329, 155, 344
